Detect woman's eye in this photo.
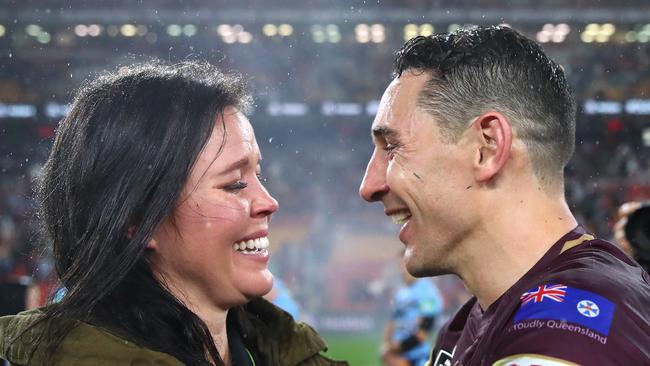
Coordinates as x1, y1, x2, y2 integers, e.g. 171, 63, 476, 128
223, 181, 248, 191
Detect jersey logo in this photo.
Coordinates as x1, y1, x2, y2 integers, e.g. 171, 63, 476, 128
520, 284, 567, 304
428, 346, 455, 366
514, 284, 615, 336
577, 300, 599, 318
492, 354, 579, 366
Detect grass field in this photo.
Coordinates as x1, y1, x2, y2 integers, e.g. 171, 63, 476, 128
323, 334, 382, 366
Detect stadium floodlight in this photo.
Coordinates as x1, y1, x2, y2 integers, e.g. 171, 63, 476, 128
556, 23, 570, 35
325, 24, 340, 43
223, 34, 237, 44
551, 32, 565, 43
404, 24, 435, 41
233, 24, 244, 33
87, 24, 102, 37
120, 24, 137, 37
536, 30, 551, 43
167, 24, 182, 37
36, 32, 51, 44
583, 23, 615, 43
370, 24, 385, 43
74, 24, 88, 37
585, 23, 599, 35
404, 24, 418, 40
238, 31, 252, 43
278, 24, 293, 36
263, 24, 278, 36
643, 128, 650, 147
311, 25, 325, 43
540, 24, 570, 43
0, 25, 5, 37
355, 24, 370, 43
183, 24, 197, 37
217, 25, 233, 37
601, 23, 615, 36
420, 24, 434, 36
26, 24, 42, 37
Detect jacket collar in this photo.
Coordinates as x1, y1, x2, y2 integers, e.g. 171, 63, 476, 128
236, 297, 329, 366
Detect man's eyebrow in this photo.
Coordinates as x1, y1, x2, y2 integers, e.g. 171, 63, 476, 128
372, 126, 399, 139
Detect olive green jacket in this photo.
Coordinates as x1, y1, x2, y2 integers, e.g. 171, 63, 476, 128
0, 298, 347, 366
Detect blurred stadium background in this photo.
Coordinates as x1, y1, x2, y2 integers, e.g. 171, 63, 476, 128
1, 0, 649, 364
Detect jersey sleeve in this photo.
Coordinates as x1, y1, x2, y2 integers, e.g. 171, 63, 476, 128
490, 282, 647, 365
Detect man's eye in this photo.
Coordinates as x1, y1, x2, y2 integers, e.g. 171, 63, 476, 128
383, 144, 397, 152
224, 181, 248, 191
383, 144, 398, 158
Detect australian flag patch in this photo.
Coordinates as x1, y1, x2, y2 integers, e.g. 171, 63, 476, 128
513, 284, 615, 336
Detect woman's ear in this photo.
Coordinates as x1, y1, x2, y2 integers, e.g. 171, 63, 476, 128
471, 112, 512, 182
128, 227, 158, 249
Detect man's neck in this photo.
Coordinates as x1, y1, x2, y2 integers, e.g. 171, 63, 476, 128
455, 192, 577, 310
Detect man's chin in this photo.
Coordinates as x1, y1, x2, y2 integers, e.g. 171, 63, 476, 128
405, 254, 451, 278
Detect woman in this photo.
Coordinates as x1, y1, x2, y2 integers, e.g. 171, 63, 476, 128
0, 61, 345, 366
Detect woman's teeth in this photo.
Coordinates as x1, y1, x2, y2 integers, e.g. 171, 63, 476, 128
233, 236, 270, 252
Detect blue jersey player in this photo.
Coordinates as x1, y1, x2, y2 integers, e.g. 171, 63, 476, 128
383, 263, 443, 366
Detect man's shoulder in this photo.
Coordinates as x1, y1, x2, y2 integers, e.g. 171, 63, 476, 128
484, 238, 650, 365
544, 236, 650, 304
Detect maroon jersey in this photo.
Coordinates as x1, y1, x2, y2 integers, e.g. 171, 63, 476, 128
429, 226, 650, 366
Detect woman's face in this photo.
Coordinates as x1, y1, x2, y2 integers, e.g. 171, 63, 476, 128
150, 106, 278, 312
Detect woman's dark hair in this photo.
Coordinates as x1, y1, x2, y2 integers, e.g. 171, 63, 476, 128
36, 60, 251, 365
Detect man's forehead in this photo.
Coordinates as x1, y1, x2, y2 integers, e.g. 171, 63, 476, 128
371, 71, 430, 135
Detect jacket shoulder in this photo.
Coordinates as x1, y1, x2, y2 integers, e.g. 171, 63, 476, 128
0, 309, 182, 366
54, 321, 184, 366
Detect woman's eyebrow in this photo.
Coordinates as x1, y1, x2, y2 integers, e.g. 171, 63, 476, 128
219, 156, 250, 174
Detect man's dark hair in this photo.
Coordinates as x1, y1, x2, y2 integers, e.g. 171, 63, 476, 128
35, 60, 251, 365
393, 25, 576, 186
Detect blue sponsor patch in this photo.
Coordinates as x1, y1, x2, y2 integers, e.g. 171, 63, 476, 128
513, 284, 615, 336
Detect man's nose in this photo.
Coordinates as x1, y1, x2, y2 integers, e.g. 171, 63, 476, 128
359, 150, 389, 202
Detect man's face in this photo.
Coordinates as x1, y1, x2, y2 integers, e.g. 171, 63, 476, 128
359, 71, 476, 277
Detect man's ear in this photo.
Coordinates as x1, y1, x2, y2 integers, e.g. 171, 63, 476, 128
471, 112, 512, 182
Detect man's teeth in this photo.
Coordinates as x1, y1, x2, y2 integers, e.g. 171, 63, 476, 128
390, 211, 411, 225
233, 236, 270, 252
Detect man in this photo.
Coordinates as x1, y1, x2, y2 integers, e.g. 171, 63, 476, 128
382, 254, 443, 366
613, 201, 650, 272
359, 26, 650, 365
